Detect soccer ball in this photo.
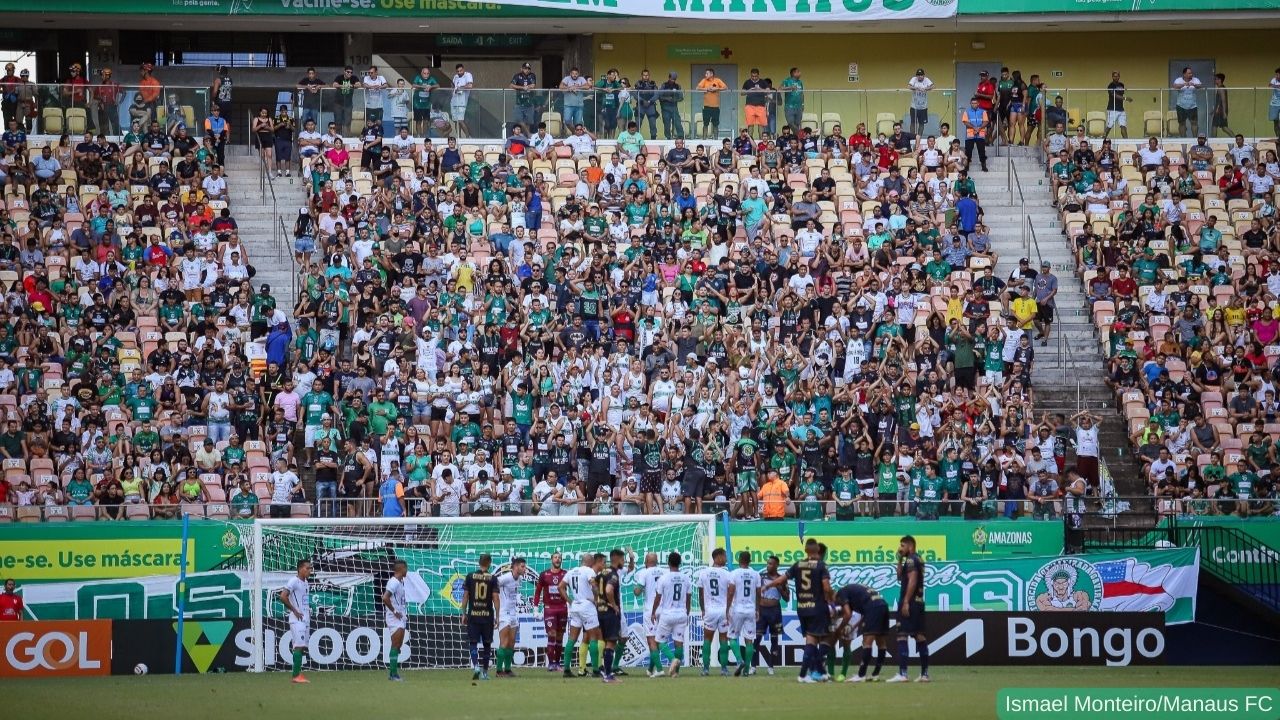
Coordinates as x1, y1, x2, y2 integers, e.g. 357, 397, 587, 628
134, 663, 149, 675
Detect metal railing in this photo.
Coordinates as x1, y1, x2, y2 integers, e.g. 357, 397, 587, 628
1032, 85, 1280, 141
1082, 511, 1279, 611
292, 86, 960, 141
0, 82, 211, 137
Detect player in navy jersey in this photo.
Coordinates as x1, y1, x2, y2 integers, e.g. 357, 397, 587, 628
766, 538, 832, 683
888, 535, 929, 683
592, 552, 622, 683
461, 553, 501, 681
832, 582, 891, 682
752, 554, 788, 675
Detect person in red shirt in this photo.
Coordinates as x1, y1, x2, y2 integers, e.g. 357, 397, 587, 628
533, 552, 568, 670
0, 578, 22, 621
975, 70, 997, 113
1111, 265, 1138, 300
610, 301, 635, 343
847, 122, 871, 150
1217, 164, 1245, 200
876, 141, 899, 170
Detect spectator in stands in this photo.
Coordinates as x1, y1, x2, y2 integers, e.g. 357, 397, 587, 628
961, 97, 989, 172
1173, 66, 1203, 137
449, 63, 474, 138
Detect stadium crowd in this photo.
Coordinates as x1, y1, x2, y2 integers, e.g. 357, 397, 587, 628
0, 60, 1095, 526
1042, 120, 1280, 518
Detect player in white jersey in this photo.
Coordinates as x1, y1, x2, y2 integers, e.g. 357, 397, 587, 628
382, 560, 408, 681
279, 558, 312, 683
651, 551, 692, 677
631, 552, 666, 676
495, 557, 526, 677
558, 553, 599, 679
725, 550, 760, 676
697, 548, 733, 676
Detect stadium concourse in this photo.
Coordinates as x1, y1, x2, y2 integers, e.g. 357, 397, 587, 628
1, 57, 1147, 530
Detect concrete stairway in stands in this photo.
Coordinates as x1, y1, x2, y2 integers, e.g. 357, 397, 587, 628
223, 151, 300, 313
970, 144, 1144, 492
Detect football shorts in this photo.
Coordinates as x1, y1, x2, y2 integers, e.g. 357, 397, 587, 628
568, 603, 600, 631
656, 610, 689, 643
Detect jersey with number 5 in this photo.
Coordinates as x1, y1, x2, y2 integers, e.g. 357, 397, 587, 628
728, 567, 758, 612
698, 566, 731, 612
655, 572, 691, 615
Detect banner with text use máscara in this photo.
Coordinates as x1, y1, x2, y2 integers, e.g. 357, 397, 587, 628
21, 0, 957, 21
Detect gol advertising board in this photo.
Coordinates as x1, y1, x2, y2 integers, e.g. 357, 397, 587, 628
0, 521, 246, 581
0, 620, 112, 677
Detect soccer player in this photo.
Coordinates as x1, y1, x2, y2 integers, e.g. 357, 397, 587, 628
725, 550, 758, 677
888, 535, 930, 683
534, 552, 568, 671
382, 559, 408, 681
650, 551, 692, 677
592, 552, 622, 683
279, 558, 312, 684
495, 557, 526, 677
753, 554, 787, 675
559, 552, 599, 678
697, 547, 732, 676
632, 552, 667, 677
833, 582, 891, 683
461, 553, 500, 681
766, 538, 832, 683
606, 548, 636, 676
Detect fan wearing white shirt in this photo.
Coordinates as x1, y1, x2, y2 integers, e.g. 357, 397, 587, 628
559, 553, 600, 678
650, 551, 692, 677
1172, 68, 1202, 137
382, 559, 409, 681
450, 64, 474, 137
362, 66, 388, 123
632, 553, 667, 676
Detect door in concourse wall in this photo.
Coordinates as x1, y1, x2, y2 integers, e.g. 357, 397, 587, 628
690, 64, 738, 141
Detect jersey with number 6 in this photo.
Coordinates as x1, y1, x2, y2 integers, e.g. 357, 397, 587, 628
728, 567, 759, 612
698, 566, 731, 612
655, 572, 691, 615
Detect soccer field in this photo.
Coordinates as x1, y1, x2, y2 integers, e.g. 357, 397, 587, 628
9, 667, 1274, 720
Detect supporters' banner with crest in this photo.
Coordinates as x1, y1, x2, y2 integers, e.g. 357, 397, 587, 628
14, 548, 1198, 625
13, 0, 958, 20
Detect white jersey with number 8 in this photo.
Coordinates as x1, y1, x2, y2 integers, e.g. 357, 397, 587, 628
654, 571, 691, 643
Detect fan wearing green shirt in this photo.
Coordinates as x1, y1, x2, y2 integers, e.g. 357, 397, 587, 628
411, 68, 439, 137
795, 466, 826, 521
616, 121, 645, 158
780, 67, 804, 133
1226, 469, 1257, 517
595, 69, 622, 136
301, 379, 336, 466
367, 388, 399, 437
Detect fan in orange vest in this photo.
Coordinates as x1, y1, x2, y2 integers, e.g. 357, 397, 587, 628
759, 471, 791, 520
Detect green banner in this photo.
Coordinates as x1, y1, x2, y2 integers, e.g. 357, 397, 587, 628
1160, 517, 1280, 585
6, 0, 595, 18
732, 519, 1063, 562
0, 521, 244, 582
959, 0, 1280, 13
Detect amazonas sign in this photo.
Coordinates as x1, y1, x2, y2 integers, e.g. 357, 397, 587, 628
22, 0, 956, 19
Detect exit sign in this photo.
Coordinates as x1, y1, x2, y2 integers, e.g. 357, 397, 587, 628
437, 34, 532, 48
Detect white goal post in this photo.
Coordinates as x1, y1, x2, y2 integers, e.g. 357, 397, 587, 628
249, 515, 717, 672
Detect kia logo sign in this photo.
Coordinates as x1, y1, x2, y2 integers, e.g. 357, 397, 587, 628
0, 621, 112, 677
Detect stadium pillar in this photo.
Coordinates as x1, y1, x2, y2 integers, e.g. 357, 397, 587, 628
343, 33, 373, 72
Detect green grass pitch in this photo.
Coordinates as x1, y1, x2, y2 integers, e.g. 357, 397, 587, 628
8, 667, 1275, 719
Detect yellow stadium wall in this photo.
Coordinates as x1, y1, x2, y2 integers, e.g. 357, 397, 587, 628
593, 31, 1280, 136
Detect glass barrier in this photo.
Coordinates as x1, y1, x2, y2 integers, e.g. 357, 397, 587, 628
0, 83, 211, 138
1036, 87, 1280, 140
293, 86, 960, 144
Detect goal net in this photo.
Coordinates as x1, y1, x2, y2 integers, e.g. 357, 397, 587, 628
248, 515, 715, 673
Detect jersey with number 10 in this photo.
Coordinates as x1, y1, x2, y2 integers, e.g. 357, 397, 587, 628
463, 571, 497, 619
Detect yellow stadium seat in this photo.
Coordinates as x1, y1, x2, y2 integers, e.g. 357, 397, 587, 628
65, 108, 87, 135
875, 112, 896, 137
41, 107, 64, 135
801, 112, 819, 131
821, 112, 842, 135
1142, 111, 1163, 137
1085, 111, 1106, 138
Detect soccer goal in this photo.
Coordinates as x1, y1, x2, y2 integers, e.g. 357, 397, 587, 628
248, 515, 716, 672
